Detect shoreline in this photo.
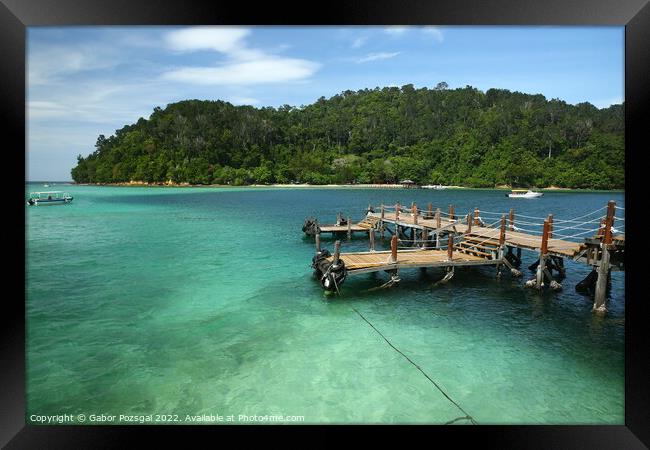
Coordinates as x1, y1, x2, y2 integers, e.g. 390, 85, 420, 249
61, 181, 624, 193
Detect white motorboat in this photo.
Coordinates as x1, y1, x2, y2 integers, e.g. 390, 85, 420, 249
506, 189, 543, 198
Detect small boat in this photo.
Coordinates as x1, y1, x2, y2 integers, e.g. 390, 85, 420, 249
506, 189, 543, 198
27, 191, 74, 206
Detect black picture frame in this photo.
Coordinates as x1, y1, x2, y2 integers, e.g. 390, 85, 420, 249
4, 0, 648, 447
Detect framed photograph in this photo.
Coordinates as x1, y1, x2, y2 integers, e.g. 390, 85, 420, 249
5, 0, 648, 446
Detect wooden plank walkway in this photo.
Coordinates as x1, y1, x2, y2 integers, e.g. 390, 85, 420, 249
367, 211, 585, 258
316, 215, 380, 234
319, 224, 369, 233
326, 248, 499, 275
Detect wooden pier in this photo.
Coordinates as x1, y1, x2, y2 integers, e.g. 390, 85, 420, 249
303, 211, 380, 237
307, 200, 624, 314
329, 247, 500, 275
319, 223, 372, 234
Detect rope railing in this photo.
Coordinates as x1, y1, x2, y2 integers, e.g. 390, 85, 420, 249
393, 215, 503, 248
509, 219, 547, 226
552, 225, 600, 233
509, 225, 544, 235
550, 227, 603, 240
369, 203, 620, 247
376, 205, 610, 225
555, 217, 606, 225
473, 210, 504, 217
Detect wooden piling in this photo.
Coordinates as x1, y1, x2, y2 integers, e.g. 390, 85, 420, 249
412, 204, 418, 225
474, 208, 480, 226
536, 254, 546, 288
536, 220, 550, 289
509, 208, 515, 231
396, 202, 400, 221
594, 201, 616, 312
333, 240, 341, 266
390, 235, 398, 263
594, 245, 610, 312
449, 204, 455, 221
447, 232, 454, 260
422, 227, 428, 248
436, 208, 441, 228
428, 202, 433, 218
604, 200, 616, 245
541, 220, 550, 255
467, 213, 472, 233
315, 233, 321, 252
347, 217, 352, 239
369, 228, 375, 251
548, 214, 554, 239
500, 215, 506, 246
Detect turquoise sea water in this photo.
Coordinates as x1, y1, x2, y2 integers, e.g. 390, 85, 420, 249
25, 184, 625, 424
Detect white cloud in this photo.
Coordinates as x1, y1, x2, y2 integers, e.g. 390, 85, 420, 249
162, 26, 320, 86
28, 44, 121, 85
422, 26, 444, 43
228, 96, 260, 105
384, 26, 409, 35
165, 27, 250, 53
163, 57, 320, 85
352, 36, 368, 48
357, 52, 400, 63
27, 101, 67, 119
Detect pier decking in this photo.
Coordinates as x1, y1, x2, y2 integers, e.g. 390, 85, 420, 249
303, 214, 379, 236
366, 211, 588, 258
306, 200, 624, 314
327, 248, 499, 275
318, 224, 370, 233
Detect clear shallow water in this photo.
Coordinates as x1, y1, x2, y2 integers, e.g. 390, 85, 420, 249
25, 185, 625, 424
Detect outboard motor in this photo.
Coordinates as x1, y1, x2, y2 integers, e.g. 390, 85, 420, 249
302, 217, 321, 236
311, 248, 331, 278
320, 259, 347, 292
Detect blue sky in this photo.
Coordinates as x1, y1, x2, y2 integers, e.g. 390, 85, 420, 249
27, 26, 624, 181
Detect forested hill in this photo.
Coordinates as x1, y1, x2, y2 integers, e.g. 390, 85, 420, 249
71, 84, 624, 189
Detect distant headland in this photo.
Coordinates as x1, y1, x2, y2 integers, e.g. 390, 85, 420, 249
70, 85, 624, 190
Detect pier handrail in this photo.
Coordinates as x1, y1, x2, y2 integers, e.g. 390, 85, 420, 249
374, 204, 612, 226
395, 215, 505, 250
370, 202, 618, 244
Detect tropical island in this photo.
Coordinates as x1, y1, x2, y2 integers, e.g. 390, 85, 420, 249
71, 84, 624, 190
